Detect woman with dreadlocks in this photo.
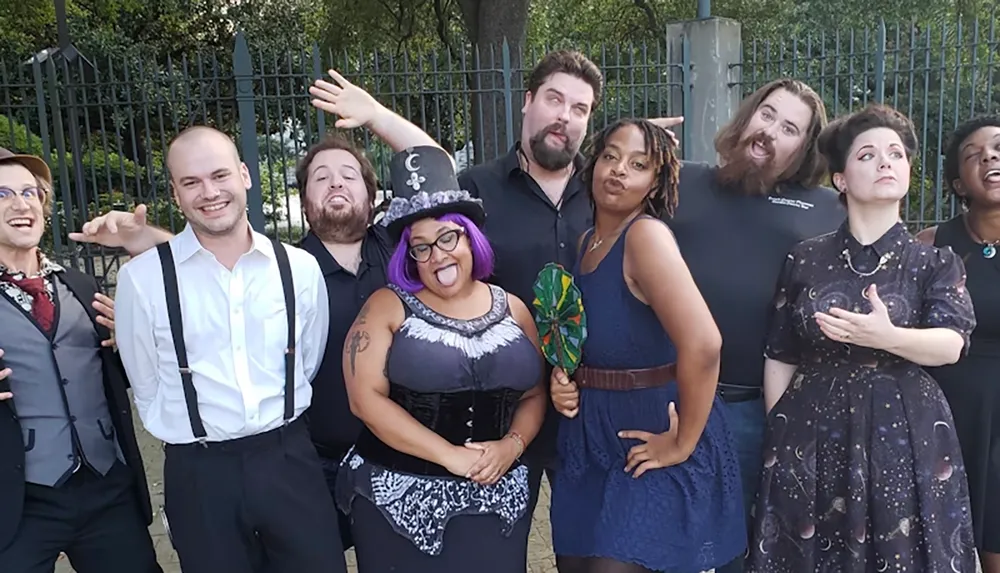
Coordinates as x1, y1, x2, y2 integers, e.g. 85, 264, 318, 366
547, 118, 746, 573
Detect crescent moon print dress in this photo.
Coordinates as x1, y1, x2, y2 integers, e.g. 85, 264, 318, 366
747, 221, 979, 572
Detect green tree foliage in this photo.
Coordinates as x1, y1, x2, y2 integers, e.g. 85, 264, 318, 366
2, 0, 997, 247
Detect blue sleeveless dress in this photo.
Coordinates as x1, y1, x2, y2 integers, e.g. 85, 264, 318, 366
549, 216, 746, 572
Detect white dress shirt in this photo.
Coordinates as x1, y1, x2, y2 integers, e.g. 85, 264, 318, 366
114, 224, 330, 445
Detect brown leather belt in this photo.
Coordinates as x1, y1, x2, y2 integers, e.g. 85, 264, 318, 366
574, 363, 677, 391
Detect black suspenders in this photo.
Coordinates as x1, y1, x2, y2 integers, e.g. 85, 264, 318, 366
273, 240, 296, 427
156, 239, 296, 445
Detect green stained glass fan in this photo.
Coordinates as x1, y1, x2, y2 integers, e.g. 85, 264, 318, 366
532, 262, 587, 375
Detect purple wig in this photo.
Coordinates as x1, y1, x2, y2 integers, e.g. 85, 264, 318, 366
387, 213, 495, 293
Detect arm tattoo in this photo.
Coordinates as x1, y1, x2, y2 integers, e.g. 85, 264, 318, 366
355, 302, 370, 325
347, 330, 371, 376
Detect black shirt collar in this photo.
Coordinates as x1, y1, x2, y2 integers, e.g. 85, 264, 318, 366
298, 225, 393, 277
501, 142, 588, 208
837, 220, 910, 258
503, 141, 587, 178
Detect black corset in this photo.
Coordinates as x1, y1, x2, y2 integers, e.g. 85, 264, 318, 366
354, 383, 525, 477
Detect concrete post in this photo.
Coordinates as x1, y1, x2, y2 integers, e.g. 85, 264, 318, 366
667, 17, 743, 164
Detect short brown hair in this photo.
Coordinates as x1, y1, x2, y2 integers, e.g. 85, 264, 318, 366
526, 50, 604, 109
818, 103, 918, 177
714, 78, 828, 188
295, 134, 379, 204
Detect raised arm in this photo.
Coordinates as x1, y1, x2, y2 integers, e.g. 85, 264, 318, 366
647, 116, 684, 148
619, 218, 721, 473
343, 288, 482, 478
69, 204, 174, 256
310, 69, 443, 155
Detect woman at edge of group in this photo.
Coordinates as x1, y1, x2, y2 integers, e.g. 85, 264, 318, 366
916, 115, 1000, 573
748, 103, 978, 572
548, 118, 746, 573
336, 145, 546, 572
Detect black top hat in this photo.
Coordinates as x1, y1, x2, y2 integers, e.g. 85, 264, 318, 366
380, 145, 486, 242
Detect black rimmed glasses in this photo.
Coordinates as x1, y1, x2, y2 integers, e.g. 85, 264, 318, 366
0, 186, 44, 203
408, 228, 465, 262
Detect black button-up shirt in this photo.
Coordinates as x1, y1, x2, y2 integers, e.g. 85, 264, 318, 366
667, 161, 846, 388
458, 143, 593, 310
458, 143, 593, 466
298, 226, 393, 456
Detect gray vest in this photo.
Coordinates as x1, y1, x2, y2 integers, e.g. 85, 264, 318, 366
0, 275, 122, 486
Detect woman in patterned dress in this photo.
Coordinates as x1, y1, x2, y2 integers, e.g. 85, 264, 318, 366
335, 145, 546, 573
918, 116, 1000, 573
749, 103, 979, 572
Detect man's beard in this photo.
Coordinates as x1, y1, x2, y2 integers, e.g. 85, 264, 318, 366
305, 200, 370, 243
529, 122, 577, 171
716, 132, 785, 196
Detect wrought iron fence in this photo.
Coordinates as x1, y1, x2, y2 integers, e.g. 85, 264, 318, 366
0, 34, 687, 290
734, 10, 1000, 229
6, 14, 997, 291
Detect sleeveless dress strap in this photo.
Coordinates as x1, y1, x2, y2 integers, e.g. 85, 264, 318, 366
620, 214, 653, 241
606, 214, 657, 259
933, 216, 963, 249
576, 228, 596, 269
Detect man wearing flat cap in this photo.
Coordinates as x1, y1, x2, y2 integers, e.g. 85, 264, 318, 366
0, 148, 160, 572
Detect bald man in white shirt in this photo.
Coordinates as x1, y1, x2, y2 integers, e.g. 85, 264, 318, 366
114, 126, 347, 573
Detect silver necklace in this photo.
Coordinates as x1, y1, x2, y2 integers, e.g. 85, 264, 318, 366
589, 232, 618, 252
589, 211, 641, 252
841, 248, 893, 277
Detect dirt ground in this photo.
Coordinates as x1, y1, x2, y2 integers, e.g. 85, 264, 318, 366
50, 409, 980, 573
54, 413, 559, 573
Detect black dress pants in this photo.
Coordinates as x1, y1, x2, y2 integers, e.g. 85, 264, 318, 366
0, 461, 161, 573
163, 418, 347, 573
315, 443, 355, 551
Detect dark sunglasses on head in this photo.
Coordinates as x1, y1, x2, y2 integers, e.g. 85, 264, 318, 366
408, 228, 465, 262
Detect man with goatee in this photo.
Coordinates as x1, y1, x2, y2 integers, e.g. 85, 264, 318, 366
456, 50, 601, 515
71, 69, 442, 552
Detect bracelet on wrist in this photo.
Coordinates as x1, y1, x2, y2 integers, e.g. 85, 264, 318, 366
506, 431, 525, 459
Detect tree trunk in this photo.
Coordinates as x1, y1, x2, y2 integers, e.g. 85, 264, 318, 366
457, 0, 529, 165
